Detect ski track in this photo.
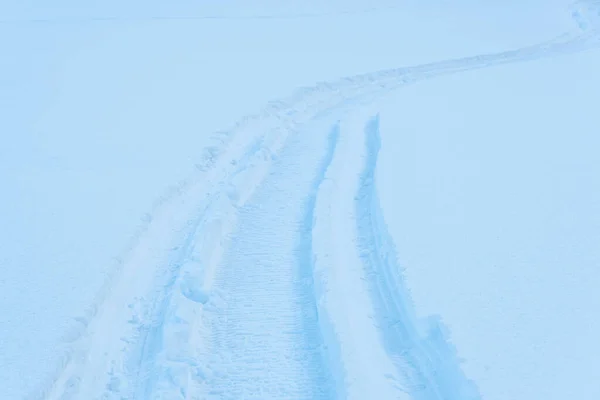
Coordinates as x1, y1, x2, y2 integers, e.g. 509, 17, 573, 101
40, 5, 600, 400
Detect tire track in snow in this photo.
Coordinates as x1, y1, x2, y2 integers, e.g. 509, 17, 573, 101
310, 117, 484, 399
41, 6, 599, 398
47, 83, 399, 400
309, 6, 600, 399
313, 115, 409, 400
202, 118, 342, 399
355, 117, 480, 399
133, 88, 408, 400
310, 115, 481, 400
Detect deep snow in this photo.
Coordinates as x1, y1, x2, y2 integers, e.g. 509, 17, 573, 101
1, 0, 599, 399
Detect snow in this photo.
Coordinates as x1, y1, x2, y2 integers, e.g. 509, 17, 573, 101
376, 45, 600, 400
313, 114, 405, 400
0, 0, 599, 399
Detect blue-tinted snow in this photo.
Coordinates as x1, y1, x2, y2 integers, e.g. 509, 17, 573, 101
377, 46, 600, 400
1, 0, 598, 398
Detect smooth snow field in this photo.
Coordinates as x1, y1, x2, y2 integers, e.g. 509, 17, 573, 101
1, 0, 599, 399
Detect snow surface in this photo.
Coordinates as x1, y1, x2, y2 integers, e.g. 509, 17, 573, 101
1, 0, 599, 399
376, 45, 600, 400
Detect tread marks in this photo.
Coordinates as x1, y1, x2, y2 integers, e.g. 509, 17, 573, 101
203, 119, 343, 399
355, 116, 481, 400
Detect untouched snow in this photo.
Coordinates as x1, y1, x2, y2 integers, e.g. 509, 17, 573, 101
1, 0, 599, 399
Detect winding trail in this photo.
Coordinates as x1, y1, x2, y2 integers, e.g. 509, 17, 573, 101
41, 3, 600, 399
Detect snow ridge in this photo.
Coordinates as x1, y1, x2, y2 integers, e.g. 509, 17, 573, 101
311, 115, 481, 400
355, 116, 480, 400
312, 115, 408, 400
297, 122, 343, 397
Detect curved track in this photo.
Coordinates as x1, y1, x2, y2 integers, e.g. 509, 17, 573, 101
42, 4, 599, 399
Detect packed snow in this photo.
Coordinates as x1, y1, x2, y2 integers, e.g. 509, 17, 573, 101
1, 0, 599, 399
